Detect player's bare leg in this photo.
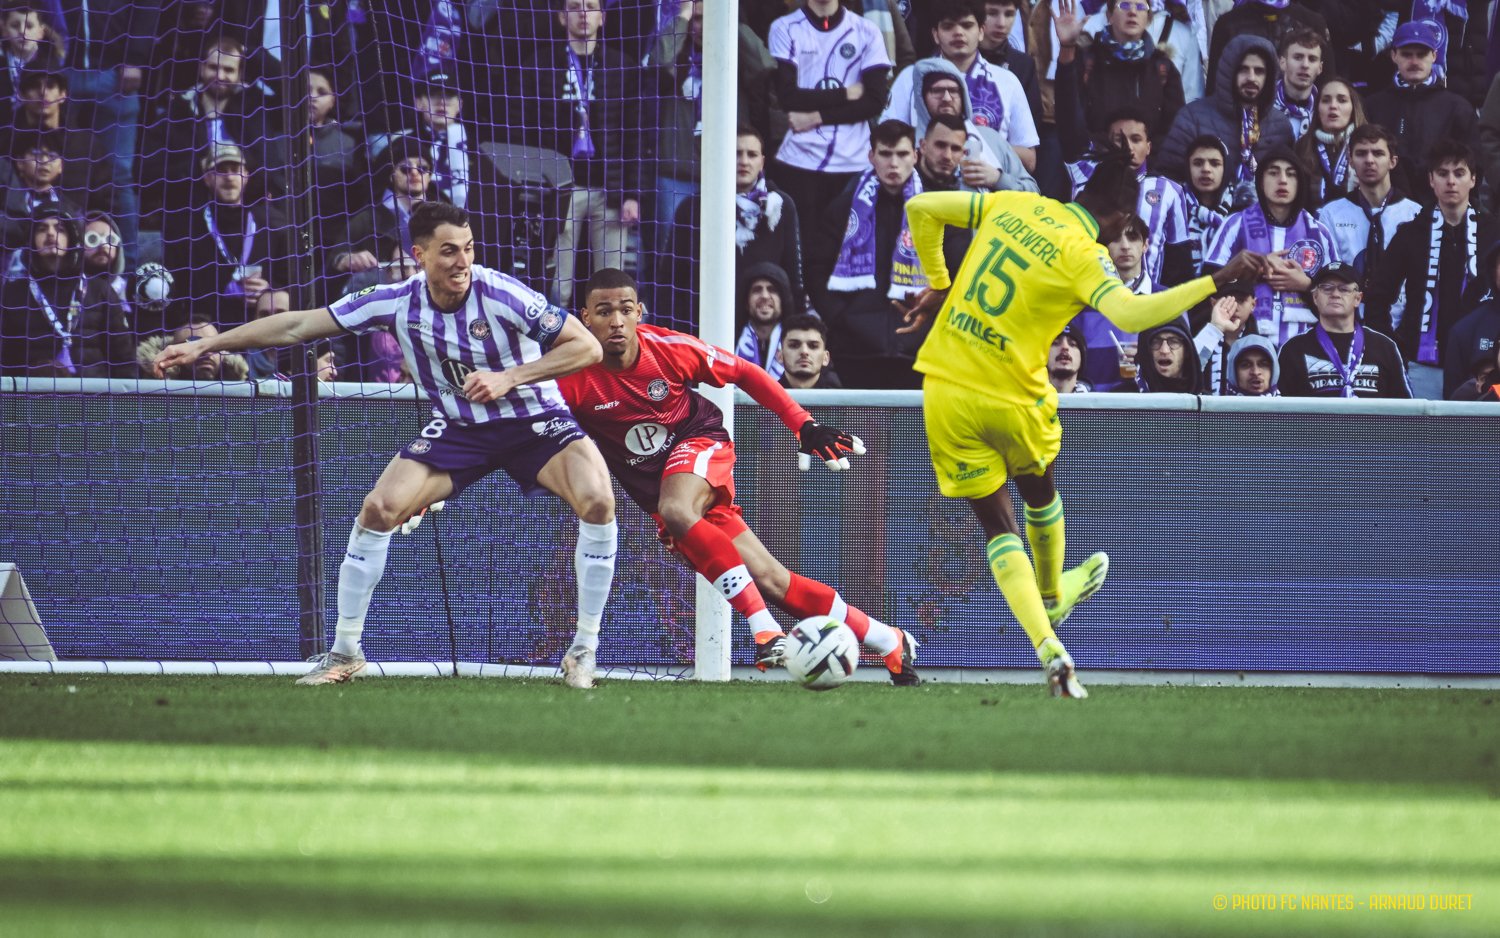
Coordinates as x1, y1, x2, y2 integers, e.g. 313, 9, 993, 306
658, 473, 790, 669
732, 528, 919, 685
968, 478, 1087, 699
537, 438, 617, 689
300, 456, 455, 686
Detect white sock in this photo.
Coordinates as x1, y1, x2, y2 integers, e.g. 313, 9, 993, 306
860, 616, 902, 656
572, 518, 617, 652
333, 522, 395, 656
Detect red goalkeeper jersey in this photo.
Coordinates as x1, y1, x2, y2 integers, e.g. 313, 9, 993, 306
556, 323, 810, 511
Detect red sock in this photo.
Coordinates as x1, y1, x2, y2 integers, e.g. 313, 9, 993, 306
783, 573, 869, 641
676, 519, 777, 635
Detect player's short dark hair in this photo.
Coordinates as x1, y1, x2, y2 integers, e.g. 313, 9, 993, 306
931, 0, 985, 25
408, 201, 469, 245
736, 123, 764, 148
1078, 147, 1140, 219
780, 314, 828, 344
924, 112, 968, 139
1426, 138, 1480, 182
582, 267, 639, 304
1105, 105, 1155, 141
1187, 134, 1229, 160
1278, 27, 1328, 60
986, 0, 1021, 10
871, 119, 916, 150
1348, 123, 1398, 155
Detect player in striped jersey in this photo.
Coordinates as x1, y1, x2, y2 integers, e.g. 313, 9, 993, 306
897, 152, 1268, 697
154, 202, 619, 689
556, 268, 920, 684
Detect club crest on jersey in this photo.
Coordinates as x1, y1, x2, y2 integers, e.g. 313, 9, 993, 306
539, 308, 563, 333
839, 42, 856, 59
1145, 190, 1161, 206
1288, 239, 1324, 273
469, 319, 491, 340
407, 439, 432, 455
647, 378, 670, 401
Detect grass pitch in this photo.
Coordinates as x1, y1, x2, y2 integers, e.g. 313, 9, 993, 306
0, 675, 1495, 937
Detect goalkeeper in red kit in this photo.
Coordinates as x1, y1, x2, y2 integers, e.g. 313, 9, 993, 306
556, 269, 919, 684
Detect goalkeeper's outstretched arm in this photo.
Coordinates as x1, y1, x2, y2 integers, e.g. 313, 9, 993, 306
152, 308, 342, 376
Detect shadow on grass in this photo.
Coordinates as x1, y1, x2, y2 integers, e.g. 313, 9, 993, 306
0, 677, 1496, 790
0, 855, 1490, 938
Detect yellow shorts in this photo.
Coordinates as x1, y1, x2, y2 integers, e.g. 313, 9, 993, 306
922, 378, 1062, 499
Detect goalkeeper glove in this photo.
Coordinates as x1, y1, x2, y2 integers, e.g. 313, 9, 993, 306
797, 420, 866, 472
398, 500, 446, 535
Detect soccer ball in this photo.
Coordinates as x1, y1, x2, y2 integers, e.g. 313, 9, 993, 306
784, 617, 860, 691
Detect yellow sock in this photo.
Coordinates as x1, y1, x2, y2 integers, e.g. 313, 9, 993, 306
1024, 494, 1065, 601
986, 534, 1056, 650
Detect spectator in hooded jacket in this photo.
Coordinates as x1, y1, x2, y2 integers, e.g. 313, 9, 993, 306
1159, 35, 1295, 192
1191, 278, 1261, 396
1448, 327, 1500, 401
1132, 316, 1202, 393
1363, 20, 1479, 207
892, 59, 1038, 193
1226, 333, 1279, 396
734, 261, 795, 382
0, 207, 132, 377
1206, 0, 1332, 93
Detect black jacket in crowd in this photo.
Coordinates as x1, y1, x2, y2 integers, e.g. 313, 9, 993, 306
1363, 207, 1500, 367
1278, 325, 1411, 398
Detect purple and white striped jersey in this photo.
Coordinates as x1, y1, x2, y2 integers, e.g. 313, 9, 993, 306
1068, 161, 1190, 284
329, 266, 569, 425
769, 9, 891, 174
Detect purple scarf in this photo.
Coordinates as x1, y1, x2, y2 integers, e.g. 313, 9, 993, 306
1274, 80, 1315, 136
1240, 203, 1319, 345
1313, 322, 1365, 398
827, 169, 927, 299
735, 323, 784, 380
1238, 107, 1259, 184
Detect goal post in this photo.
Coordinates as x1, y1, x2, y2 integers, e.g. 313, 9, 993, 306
691, 0, 740, 682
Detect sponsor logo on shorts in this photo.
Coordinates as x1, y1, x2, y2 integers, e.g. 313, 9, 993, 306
469, 319, 491, 340
950, 460, 990, 482
408, 439, 433, 454
532, 417, 578, 439
625, 422, 673, 462
647, 379, 670, 401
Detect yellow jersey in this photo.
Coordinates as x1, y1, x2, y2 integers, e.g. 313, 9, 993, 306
907, 190, 1217, 405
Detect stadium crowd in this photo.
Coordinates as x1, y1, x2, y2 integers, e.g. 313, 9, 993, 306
1, 0, 1499, 401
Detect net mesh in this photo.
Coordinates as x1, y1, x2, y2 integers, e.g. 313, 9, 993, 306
1, 1, 709, 668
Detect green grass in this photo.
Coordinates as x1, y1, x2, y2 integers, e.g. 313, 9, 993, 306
0, 676, 1496, 937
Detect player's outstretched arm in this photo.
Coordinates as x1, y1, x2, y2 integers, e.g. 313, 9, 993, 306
711, 352, 867, 471
152, 308, 342, 376
463, 314, 602, 403
1096, 251, 1270, 334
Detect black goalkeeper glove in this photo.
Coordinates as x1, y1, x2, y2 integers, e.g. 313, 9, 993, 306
797, 419, 867, 472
